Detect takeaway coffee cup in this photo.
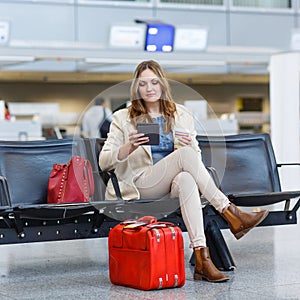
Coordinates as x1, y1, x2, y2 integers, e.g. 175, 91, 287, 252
174, 129, 190, 150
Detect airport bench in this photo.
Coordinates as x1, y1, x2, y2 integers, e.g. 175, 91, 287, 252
0, 134, 299, 272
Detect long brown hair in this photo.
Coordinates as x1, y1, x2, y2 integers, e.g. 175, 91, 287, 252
128, 60, 176, 133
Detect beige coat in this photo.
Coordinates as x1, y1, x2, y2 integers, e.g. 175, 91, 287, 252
99, 104, 201, 200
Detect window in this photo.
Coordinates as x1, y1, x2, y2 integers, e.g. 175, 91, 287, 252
79, 0, 149, 2
232, 0, 291, 9
159, 0, 223, 4
4, 0, 74, 3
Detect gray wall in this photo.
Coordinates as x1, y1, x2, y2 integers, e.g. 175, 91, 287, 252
0, 1, 75, 41
0, 0, 298, 50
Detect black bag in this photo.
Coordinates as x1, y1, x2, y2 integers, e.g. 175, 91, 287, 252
99, 107, 111, 138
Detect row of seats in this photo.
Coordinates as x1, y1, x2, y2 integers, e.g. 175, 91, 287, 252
0, 134, 299, 270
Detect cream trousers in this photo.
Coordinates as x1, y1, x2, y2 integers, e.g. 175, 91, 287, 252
135, 146, 230, 248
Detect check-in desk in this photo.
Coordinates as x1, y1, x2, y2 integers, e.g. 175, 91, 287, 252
0, 120, 43, 140
196, 119, 238, 136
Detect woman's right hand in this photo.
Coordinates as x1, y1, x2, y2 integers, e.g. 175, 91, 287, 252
118, 130, 149, 160
128, 130, 150, 149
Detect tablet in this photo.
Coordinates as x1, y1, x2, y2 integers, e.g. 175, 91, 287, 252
137, 123, 160, 145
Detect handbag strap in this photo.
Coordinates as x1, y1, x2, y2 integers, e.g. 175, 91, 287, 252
71, 156, 94, 201
84, 159, 95, 197
57, 164, 68, 202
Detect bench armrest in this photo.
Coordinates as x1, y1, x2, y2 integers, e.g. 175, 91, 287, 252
206, 166, 222, 190
0, 175, 12, 206
277, 163, 300, 167
100, 170, 123, 201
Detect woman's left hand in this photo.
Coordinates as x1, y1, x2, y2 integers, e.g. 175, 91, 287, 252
178, 135, 192, 147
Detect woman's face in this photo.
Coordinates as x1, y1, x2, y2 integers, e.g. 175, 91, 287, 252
138, 69, 162, 104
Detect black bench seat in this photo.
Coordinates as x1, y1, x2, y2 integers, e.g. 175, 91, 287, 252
197, 133, 300, 227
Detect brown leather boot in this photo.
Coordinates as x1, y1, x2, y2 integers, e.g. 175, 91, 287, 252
222, 203, 269, 240
194, 247, 229, 282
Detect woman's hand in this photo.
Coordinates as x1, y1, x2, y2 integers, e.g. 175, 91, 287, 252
178, 135, 192, 147
128, 130, 149, 148
118, 130, 149, 161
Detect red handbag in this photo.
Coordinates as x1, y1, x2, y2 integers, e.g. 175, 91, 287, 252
47, 156, 94, 204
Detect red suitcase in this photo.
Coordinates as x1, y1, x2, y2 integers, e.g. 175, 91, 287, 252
108, 216, 185, 290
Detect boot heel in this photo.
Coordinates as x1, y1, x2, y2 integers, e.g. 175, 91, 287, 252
194, 272, 204, 280
234, 231, 244, 240
234, 228, 250, 240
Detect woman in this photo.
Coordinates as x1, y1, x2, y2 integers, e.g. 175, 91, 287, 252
99, 60, 268, 283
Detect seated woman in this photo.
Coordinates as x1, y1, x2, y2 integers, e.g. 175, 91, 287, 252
99, 60, 268, 283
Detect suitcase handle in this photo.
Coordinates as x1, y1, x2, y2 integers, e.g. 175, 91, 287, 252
121, 216, 177, 230
146, 222, 176, 228
137, 216, 157, 224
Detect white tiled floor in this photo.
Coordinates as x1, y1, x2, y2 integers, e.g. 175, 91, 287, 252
0, 216, 299, 299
